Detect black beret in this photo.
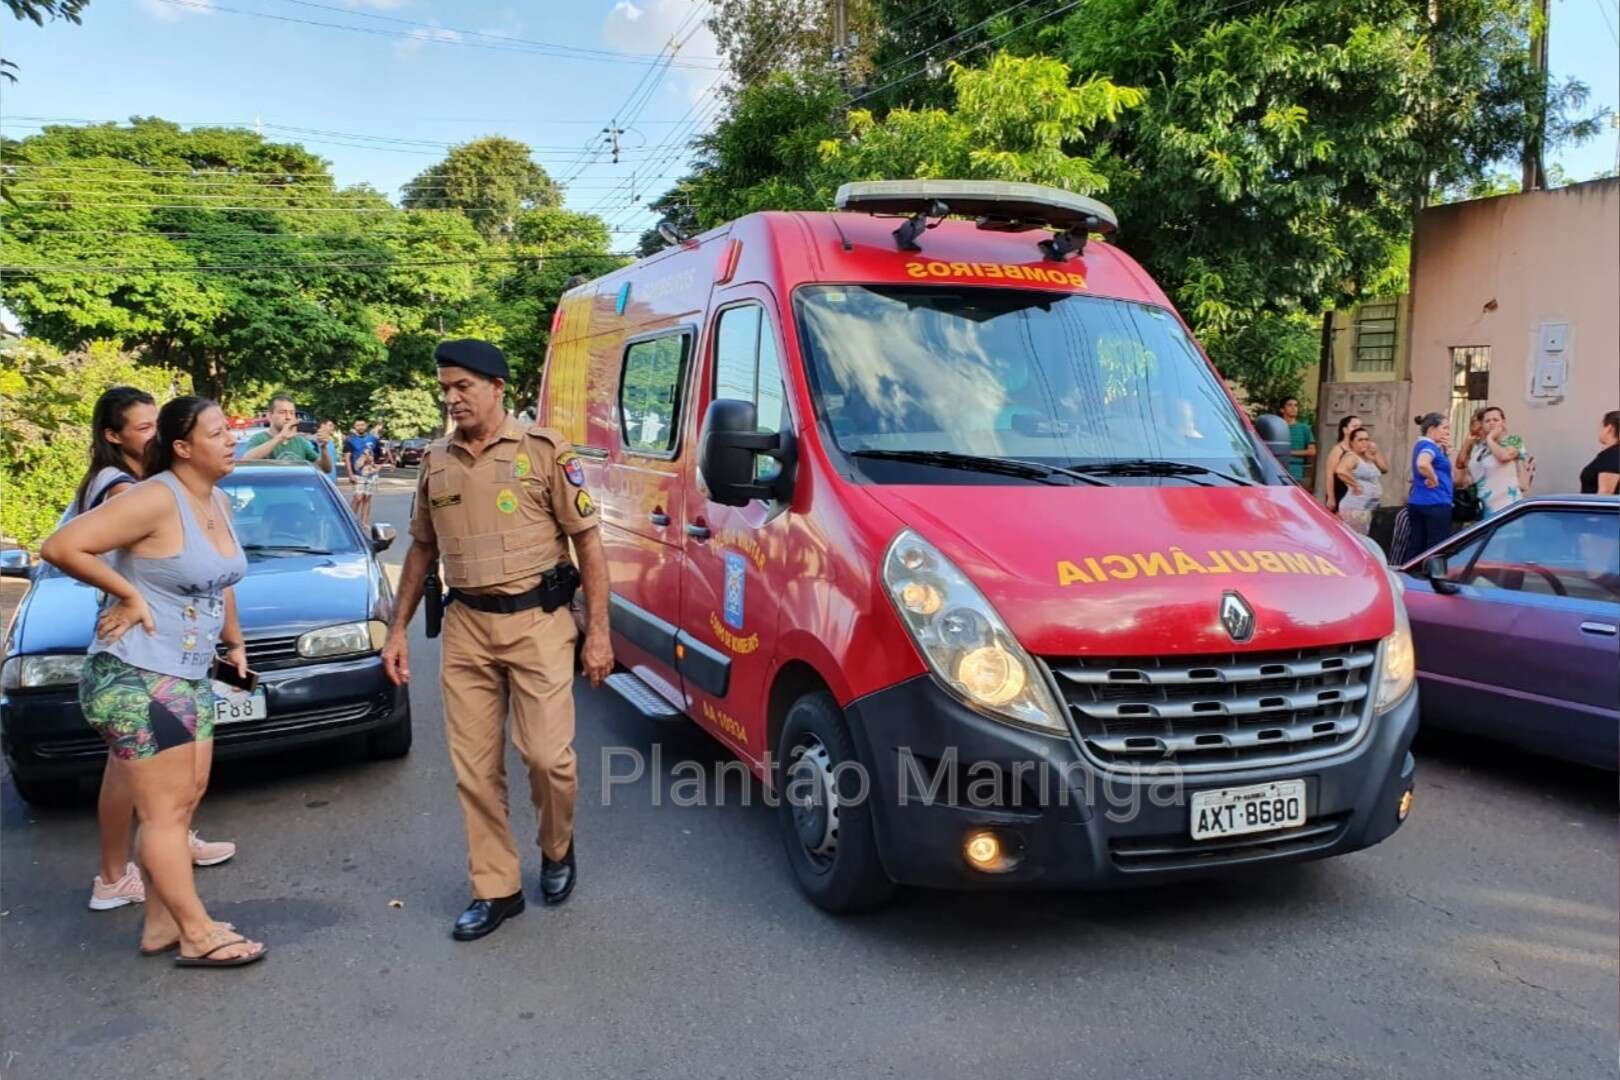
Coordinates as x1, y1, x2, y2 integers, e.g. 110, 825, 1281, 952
434, 338, 509, 381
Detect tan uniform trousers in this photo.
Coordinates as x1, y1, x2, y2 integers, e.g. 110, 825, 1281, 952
440, 599, 579, 898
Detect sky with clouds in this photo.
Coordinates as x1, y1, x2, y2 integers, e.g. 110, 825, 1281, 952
2, 0, 1617, 245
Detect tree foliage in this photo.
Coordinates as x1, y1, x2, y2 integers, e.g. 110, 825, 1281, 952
670, 0, 1604, 403
400, 136, 562, 241
0, 339, 187, 548
1, 120, 624, 431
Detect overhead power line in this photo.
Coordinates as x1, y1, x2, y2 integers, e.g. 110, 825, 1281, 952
153, 0, 724, 69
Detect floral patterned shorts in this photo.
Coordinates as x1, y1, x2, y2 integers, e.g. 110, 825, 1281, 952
78, 652, 216, 761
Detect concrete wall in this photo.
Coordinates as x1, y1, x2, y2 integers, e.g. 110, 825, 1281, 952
1407, 180, 1620, 495
1317, 381, 1412, 503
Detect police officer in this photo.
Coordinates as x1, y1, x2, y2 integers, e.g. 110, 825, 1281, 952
382, 339, 613, 941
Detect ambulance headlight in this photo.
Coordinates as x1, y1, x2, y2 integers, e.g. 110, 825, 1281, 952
883, 529, 1068, 735
1376, 597, 1416, 712
1354, 532, 1414, 711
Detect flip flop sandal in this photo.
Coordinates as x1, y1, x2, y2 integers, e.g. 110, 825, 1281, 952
175, 937, 267, 968
139, 921, 235, 957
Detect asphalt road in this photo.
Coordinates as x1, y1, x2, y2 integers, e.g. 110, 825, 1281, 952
1, 486, 1615, 1079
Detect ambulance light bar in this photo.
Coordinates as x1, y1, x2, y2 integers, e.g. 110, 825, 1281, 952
834, 180, 1118, 260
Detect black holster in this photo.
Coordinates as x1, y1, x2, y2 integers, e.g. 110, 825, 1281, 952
537, 561, 582, 612
424, 569, 445, 638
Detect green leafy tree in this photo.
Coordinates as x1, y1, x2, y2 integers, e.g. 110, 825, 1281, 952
401, 136, 562, 241
1, 119, 391, 403
0, 339, 186, 548
820, 52, 1143, 192
366, 381, 442, 439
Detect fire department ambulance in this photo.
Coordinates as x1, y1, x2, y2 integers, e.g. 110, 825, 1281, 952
540, 181, 1417, 912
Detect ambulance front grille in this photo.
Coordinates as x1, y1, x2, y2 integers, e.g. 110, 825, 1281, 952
1045, 642, 1380, 772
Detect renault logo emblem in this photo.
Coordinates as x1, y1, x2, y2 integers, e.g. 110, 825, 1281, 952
1220, 592, 1255, 643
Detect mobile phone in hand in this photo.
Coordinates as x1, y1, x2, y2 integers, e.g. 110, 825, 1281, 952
211, 656, 260, 693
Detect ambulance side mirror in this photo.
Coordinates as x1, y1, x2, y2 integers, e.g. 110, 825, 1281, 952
1253, 414, 1293, 475
699, 399, 796, 508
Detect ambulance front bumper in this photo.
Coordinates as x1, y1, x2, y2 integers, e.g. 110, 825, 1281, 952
841, 673, 1417, 889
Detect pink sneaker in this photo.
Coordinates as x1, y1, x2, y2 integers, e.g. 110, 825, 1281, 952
189, 831, 236, 867
88, 862, 145, 910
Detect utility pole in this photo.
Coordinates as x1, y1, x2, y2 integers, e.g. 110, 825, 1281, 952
832, 0, 849, 89
602, 124, 624, 165
1522, 0, 1549, 192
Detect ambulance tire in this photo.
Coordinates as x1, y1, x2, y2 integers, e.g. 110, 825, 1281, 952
775, 692, 896, 913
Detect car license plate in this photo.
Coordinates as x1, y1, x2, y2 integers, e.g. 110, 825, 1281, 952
1190, 779, 1306, 841
212, 682, 267, 725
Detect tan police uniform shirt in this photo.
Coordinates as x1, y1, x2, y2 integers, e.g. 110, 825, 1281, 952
409, 414, 598, 597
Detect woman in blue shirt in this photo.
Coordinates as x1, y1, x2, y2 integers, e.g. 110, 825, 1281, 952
1406, 412, 1462, 556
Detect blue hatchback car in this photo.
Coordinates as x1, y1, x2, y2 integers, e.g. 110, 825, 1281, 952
1, 461, 412, 804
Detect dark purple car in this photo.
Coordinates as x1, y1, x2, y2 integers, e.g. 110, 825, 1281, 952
1400, 495, 1618, 769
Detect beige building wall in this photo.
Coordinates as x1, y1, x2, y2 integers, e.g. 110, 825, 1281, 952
1407, 180, 1620, 496
1327, 295, 1411, 384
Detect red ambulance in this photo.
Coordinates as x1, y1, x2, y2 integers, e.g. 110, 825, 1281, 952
540, 181, 1417, 912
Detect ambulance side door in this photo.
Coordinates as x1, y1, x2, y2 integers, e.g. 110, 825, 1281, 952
677, 292, 794, 766
601, 327, 696, 709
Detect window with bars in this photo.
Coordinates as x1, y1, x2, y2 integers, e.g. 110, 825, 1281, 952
1352, 302, 1399, 371
1448, 346, 1491, 435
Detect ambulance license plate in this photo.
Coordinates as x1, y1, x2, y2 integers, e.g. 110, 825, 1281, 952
1190, 779, 1306, 841
212, 683, 267, 725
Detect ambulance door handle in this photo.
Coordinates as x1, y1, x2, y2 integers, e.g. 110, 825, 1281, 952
1580, 621, 1616, 637
686, 521, 711, 541
649, 510, 670, 527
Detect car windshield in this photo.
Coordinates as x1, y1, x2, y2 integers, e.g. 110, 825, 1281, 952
218, 471, 361, 556
794, 286, 1271, 482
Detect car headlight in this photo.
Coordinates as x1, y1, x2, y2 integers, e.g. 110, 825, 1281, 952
296, 620, 388, 659
1, 653, 88, 690
882, 529, 1068, 735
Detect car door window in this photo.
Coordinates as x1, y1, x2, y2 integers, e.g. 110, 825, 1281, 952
1463, 509, 1620, 601
713, 303, 789, 480
620, 333, 690, 456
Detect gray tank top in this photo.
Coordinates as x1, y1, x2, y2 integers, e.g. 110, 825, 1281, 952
90, 472, 248, 681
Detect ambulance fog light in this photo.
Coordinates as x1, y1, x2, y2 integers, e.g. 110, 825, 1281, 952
963, 830, 1020, 873
957, 645, 1025, 706
882, 529, 1068, 736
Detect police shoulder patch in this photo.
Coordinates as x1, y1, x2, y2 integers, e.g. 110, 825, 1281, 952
574, 489, 596, 517
558, 450, 585, 487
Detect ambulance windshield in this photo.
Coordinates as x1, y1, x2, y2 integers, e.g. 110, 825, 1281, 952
794, 285, 1272, 483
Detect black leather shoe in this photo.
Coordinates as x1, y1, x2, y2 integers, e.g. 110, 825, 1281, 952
540, 843, 576, 905
451, 892, 525, 941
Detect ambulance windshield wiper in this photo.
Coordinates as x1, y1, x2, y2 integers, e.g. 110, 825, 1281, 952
1065, 459, 1255, 486
847, 449, 1112, 486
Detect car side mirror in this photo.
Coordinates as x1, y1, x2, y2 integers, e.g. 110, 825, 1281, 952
1253, 414, 1293, 471
0, 550, 32, 578
1423, 554, 1460, 595
370, 523, 397, 553
698, 399, 796, 508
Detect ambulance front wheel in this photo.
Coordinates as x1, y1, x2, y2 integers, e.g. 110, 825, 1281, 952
775, 691, 897, 913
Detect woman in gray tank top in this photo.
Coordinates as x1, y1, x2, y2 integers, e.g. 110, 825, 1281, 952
43, 398, 266, 968
60, 388, 241, 914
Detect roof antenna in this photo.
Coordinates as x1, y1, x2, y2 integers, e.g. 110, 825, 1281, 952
894, 200, 949, 252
